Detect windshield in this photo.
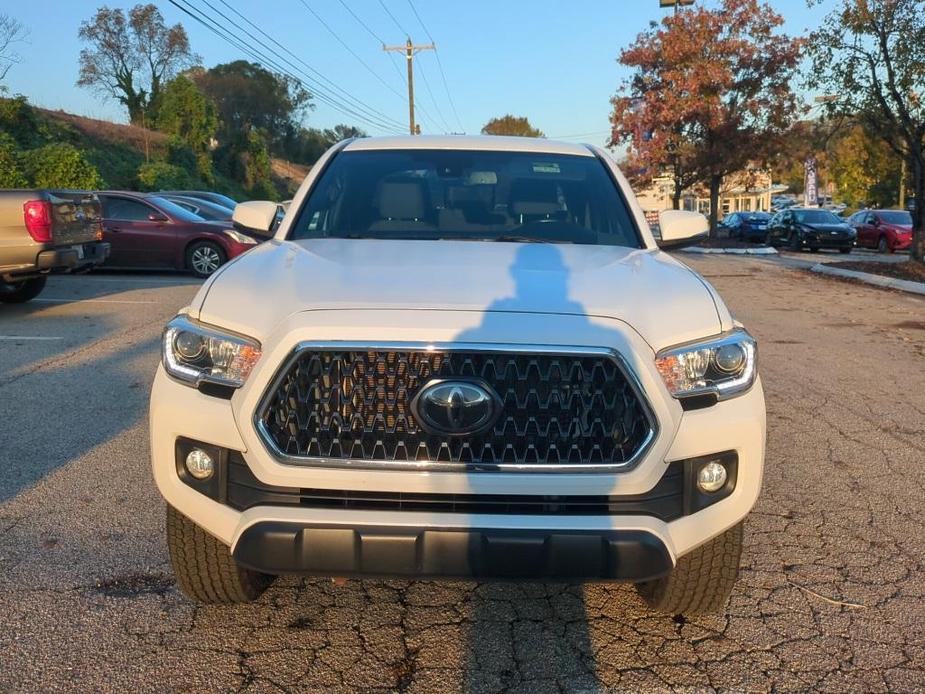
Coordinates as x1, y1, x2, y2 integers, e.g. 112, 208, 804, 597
289, 149, 641, 246
879, 211, 912, 225
744, 213, 770, 221
793, 209, 842, 224
148, 196, 207, 223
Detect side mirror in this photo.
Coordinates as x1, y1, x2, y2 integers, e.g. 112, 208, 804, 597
656, 210, 709, 250
232, 201, 280, 236
148, 212, 169, 222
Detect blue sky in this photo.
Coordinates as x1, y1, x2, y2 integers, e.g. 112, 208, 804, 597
4, 0, 834, 143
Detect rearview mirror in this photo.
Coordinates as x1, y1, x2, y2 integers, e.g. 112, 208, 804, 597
232, 201, 280, 236
148, 212, 169, 222
656, 210, 709, 250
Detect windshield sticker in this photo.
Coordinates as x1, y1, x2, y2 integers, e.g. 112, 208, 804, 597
532, 162, 561, 174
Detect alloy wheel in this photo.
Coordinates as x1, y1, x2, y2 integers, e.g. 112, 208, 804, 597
191, 246, 221, 275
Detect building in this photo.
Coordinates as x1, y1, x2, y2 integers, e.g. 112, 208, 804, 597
634, 168, 788, 217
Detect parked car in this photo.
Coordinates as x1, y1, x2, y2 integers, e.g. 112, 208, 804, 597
151, 136, 765, 616
767, 207, 856, 253
97, 192, 261, 277
158, 190, 238, 210
159, 194, 234, 222
0, 189, 110, 303
848, 209, 913, 253
720, 211, 771, 242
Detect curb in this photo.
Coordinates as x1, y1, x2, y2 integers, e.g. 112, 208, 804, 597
681, 246, 778, 255
810, 263, 925, 297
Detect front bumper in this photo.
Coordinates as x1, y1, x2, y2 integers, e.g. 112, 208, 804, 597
151, 310, 766, 577
234, 522, 672, 581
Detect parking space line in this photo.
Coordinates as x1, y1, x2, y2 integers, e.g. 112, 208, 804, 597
31, 298, 158, 305
0, 336, 64, 341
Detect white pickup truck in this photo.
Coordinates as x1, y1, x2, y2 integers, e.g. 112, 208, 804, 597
150, 136, 765, 615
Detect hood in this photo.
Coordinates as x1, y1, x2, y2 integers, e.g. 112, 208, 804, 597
193, 239, 725, 350
801, 222, 852, 233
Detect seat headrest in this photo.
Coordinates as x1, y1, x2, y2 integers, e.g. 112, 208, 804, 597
378, 181, 426, 220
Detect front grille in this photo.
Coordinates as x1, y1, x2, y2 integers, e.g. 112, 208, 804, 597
256, 346, 654, 469
226, 452, 683, 520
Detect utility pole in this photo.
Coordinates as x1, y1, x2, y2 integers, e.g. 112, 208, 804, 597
383, 38, 435, 135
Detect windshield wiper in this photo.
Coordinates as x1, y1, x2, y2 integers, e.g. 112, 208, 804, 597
491, 234, 573, 244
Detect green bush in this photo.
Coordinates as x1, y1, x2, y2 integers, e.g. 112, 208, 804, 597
0, 96, 42, 148
136, 161, 194, 191
21, 143, 104, 189
0, 133, 28, 187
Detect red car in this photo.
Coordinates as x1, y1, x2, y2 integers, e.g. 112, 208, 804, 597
97, 191, 261, 277
849, 209, 913, 253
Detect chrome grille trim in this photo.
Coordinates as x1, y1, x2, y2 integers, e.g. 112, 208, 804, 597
253, 341, 659, 473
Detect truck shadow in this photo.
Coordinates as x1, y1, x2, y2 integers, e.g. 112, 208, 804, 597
450, 244, 631, 689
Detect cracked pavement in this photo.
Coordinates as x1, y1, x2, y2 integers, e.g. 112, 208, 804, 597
1, 258, 924, 693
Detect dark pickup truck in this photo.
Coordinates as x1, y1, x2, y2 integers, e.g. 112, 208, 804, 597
0, 190, 110, 302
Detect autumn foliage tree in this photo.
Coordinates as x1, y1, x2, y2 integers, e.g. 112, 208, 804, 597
807, 0, 925, 263
481, 115, 545, 138
77, 4, 196, 125
610, 0, 802, 234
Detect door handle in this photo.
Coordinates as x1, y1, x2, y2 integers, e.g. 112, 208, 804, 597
108, 226, 121, 232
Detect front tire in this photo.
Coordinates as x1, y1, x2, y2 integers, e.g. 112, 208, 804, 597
877, 235, 890, 254
636, 521, 744, 615
789, 233, 802, 252
0, 276, 47, 303
166, 504, 273, 604
186, 241, 226, 278
839, 247, 852, 254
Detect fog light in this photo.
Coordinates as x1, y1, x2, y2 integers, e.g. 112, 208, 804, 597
185, 448, 214, 480
697, 461, 727, 493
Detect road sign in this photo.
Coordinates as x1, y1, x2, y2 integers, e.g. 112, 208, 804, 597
659, 0, 694, 7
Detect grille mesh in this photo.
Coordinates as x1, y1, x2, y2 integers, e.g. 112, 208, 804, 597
257, 349, 652, 467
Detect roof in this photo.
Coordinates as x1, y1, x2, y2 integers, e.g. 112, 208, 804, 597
343, 135, 595, 157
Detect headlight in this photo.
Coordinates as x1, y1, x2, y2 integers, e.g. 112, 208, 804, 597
162, 315, 261, 388
223, 229, 258, 245
655, 330, 757, 401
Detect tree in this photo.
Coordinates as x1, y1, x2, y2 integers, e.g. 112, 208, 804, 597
282, 124, 367, 165
610, 0, 803, 233
0, 14, 28, 86
157, 74, 217, 181
481, 115, 545, 138
77, 4, 196, 125
829, 124, 900, 208
807, 0, 925, 262
0, 132, 27, 187
194, 61, 311, 153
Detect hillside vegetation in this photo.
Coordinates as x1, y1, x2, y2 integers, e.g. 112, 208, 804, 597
0, 96, 308, 199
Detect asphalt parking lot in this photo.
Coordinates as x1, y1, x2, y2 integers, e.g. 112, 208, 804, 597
2, 257, 924, 693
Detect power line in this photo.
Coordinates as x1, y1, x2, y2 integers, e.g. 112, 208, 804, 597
297, 0, 438, 132
377, 0, 409, 36
405, 0, 464, 133
335, 0, 406, 87
212, 0, 406, 131
415, 57, 451, 132
167, 0, 404, 134
296, 0, 405, 103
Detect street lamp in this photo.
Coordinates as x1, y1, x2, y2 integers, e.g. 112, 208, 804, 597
659, 0, 694, 10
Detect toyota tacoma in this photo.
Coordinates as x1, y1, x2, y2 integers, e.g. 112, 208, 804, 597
151, 136, 765, 615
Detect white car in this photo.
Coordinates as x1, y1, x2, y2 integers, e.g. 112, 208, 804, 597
151, 136, 765, 615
